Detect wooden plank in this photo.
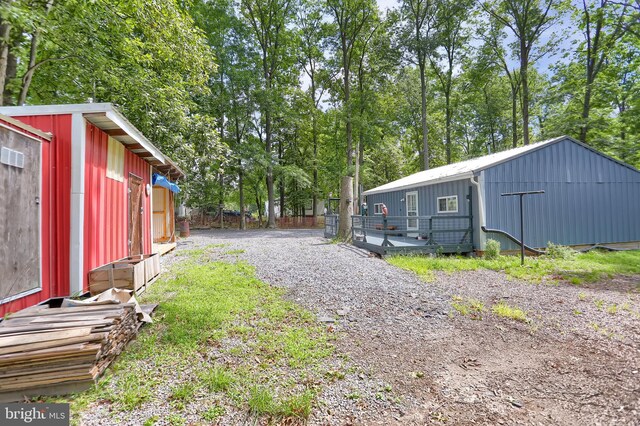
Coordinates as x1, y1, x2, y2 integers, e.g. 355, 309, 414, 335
0, 363, 95, 380
0, 380, 94, 403
0, 327, 93, 348
0, 353, 99, 369
4, 304, 132, 319
0, 333, 107, 356
0, 373, 95, 391
0, 319, 115, 335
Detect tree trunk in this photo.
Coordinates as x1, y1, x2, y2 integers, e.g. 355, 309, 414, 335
579, 84, 592, 143
218, 173, 224, 229
338, 35, 353, 239
0, 18, 12, 106
18, 30, 40, 105
511, 85, 518, 148
256, 192, 263, 227
419, 60, 429, 170
353, 138, 359, 215
239, 161, 246, 230
3, 49, 15, 105
520, 40, 530, 145
278, 137, 285, 219
445, 89, 452, 164
337, 176, 354, 239
311, 79, 318, 225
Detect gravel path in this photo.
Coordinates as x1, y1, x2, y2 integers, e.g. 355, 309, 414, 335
169, 229, 640, 425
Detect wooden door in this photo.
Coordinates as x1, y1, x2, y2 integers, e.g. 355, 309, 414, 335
0, 127, 40, 301
128, 174, 144, 256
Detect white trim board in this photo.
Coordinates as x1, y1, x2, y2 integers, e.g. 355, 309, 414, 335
69, 113, 86, 296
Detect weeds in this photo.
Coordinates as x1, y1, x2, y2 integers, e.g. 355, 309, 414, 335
450, 296, 484, 319
491, 301, 528, 322
388, 250, 640, 284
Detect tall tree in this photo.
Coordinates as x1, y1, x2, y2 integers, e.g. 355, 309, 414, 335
297, 2, 329, 224
398, 0, 438, 170
483, 0, 563, 145
575, 0, 627, 143
327, 0, 376, 238
241, 0, 296, 228
481, 18, 522, 148
430, 0, 470, 163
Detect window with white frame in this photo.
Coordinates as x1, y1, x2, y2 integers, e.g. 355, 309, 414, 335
437, 195, 458, 213
373, 203, 384, 215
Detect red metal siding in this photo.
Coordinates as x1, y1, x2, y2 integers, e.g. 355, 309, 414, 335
83, 123, 151, 292
0, 114, 72, 316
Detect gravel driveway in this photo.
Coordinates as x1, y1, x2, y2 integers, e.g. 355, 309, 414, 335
172, 228, 640, 425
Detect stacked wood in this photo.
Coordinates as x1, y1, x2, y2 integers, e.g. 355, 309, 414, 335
0, 301, 141, 399
89, 253, 160, 296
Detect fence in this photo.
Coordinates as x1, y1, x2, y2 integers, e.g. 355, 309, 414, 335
351, 214, 473, 254
324, 214, 339, 238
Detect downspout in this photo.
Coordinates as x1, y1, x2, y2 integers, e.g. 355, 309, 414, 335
470, 176, 486, 251
469, 175, 485, 228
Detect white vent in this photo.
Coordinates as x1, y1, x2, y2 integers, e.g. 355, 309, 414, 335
0, 147, 25, 169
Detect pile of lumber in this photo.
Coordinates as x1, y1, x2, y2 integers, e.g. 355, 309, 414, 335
0, 300, 143, 401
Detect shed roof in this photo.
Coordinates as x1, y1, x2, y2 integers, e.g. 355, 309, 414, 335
363, 136, 639, 196
0, 103, 185, 180
0, 113, 52, 142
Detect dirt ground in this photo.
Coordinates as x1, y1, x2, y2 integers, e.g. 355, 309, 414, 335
176, 229, 640, 425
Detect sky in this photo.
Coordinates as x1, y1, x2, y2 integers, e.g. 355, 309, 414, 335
374, 0, 578, 74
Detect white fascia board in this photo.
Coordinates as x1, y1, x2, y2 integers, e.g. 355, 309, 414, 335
0, 103, 113, 116
105, 110, 166, 164
362, 172, 474, 196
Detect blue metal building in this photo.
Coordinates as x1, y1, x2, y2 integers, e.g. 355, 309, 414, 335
362, 136, 640, 252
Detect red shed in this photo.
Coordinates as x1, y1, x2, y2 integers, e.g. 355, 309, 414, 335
0, 103, 184, 316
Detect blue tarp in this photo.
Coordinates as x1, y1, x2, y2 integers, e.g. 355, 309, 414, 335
152, 173, 180, 193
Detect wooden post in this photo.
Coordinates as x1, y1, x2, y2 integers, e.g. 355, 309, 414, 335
382, 216, 389, 247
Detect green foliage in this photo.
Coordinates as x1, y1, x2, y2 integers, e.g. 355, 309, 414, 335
484, 239, 501, 260
491, 301, 528, 322
546, 242, 577, 260
388, 250, 640, 284
4, 0, 639, 227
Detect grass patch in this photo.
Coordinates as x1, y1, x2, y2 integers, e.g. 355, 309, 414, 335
450, 296, 484, 319
224, 249, 246, 255
199, 365, 234, 392
388, 250, 640, 284
492, 301, 528, 322
57, 254, 336, 424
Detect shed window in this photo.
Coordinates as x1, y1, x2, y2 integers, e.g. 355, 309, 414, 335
373, 203, 384, 215
437, 195, 458, 213
106, 137, 124, 182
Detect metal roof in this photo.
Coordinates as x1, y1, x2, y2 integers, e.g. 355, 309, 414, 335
0, 113, 53, 141
0, 103, 185, 180
363, 136, 572, 196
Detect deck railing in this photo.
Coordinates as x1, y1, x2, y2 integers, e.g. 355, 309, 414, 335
324, 214, 339, 238
351, 214, 473, 250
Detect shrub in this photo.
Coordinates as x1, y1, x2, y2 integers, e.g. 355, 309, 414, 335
484, 239, 501, 260
546, 242, 577, 260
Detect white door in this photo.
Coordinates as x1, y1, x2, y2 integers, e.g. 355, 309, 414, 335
406, 191, 418, 232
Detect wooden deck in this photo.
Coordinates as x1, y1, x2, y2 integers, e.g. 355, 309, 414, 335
353, 233, 473, 256
153, 242, 177, 256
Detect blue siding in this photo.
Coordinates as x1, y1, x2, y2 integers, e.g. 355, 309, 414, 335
365, 179, 471, 220
483, 138, 640, 248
